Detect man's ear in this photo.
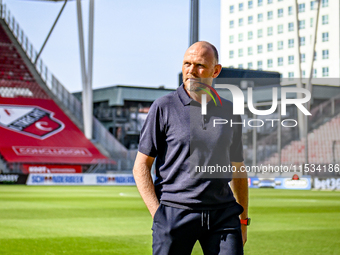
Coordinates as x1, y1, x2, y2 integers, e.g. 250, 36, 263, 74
213, 64, 222, 78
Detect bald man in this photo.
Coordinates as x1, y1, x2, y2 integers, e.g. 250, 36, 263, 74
133, 41, 249, 255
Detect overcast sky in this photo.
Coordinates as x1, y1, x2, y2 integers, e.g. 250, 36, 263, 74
3, 0, 220, 92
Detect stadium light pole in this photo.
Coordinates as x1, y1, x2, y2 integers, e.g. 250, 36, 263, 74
21, 0, 94, 140
294, 0, 305, 141
304, 0, 321, 166
189, 0, 199, 46
76, 0, 94, 140
306, 0, 321, 106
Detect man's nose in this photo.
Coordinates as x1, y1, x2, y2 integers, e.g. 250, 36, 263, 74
187, 64, 195, 75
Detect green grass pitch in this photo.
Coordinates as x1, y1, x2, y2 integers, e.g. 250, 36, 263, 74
0, 186, 339, 255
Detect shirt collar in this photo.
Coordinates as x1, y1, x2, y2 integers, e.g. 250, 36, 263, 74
177, 84, 192, 106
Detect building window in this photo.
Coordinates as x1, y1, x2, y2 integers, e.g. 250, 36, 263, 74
230, 5, 234, 13
278, 41, 283, 50
258, 13, 263, 22
268, 0, 273, 4
267, 59, 273, 68
267, 43, 273, 52
248, 31, 253, 40
239, 3, 244, 11
239, 18, 244, 26
288, 55, 294, 64
239, 49, 243, 57
248, 1, 253, 9
288, 6, 293, 15
257, 60, 263, 70
322, 0, 328, 7
302, 70, 306, 78
278, 57, 283, 66
314, 51, 317, 60
278, 24, 283, 34
258, 29, 263, 38
322, 67, 329, 77
248, 62, 253, 69
238, 64, 243, 68
267, 27, 273, 36
322, 49, 329, 59
298, 3, 305, 13
248, 16, 253, 24
289, 72, 294, 79
229, 35, 234, 43
239, 33, 243, 42
311, 1, 317, 10
268, 11, 273, 20
258, 0, 263, 6
322, 15, 328, 25
310, 18, 313, 27
299, 20, 305, 29
322, 32, 329, 42
248, 47, 253, 55
300, 36, 305, 46
278, 8, 283, 17
230, 20, 234, 28
257, 45, 263, 53
313, 69, 317, 77
288, 39, 294, 48
229, 50, 234, 59
288, 22, 294, 31
301, 53, 306, 62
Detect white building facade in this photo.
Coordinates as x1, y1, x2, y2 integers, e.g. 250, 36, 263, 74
220, 0, 339, 80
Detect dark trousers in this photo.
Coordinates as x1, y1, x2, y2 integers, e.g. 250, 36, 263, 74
152, 203, 244, 255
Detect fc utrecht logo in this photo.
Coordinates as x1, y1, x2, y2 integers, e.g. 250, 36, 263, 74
0, 105, 65, 140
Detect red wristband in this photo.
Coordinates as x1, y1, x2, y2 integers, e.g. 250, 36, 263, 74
240, 218, 251, 226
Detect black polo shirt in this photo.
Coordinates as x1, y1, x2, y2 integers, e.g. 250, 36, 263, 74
138, 84, 244, 210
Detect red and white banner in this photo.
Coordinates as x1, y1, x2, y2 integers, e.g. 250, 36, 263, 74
22, 164, 82, 174
0, 98, 107, 164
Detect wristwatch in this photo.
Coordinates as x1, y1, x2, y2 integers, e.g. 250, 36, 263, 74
240, 218, 251, 226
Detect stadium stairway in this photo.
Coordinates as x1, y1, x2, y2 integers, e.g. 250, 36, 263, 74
0, 5, 132, 172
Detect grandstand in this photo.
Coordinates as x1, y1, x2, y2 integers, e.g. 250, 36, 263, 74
0, 3, 131, 174
261, 92, 340, 175
0, 27, 49, 99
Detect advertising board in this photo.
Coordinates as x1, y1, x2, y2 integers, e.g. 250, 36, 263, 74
0, 174, 28, 184
248, 175, 311, 190
26, 173, 135, 186
22, 164, 82, 174
313, 177, 340, 190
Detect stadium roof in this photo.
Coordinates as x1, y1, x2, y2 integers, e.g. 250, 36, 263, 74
73, 85, 175, 106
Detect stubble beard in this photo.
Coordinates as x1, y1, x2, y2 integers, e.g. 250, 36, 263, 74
185, 77, 213, 92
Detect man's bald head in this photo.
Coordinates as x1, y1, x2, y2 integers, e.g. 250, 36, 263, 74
182, 41, 222, 95
187, 41, 219, 64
